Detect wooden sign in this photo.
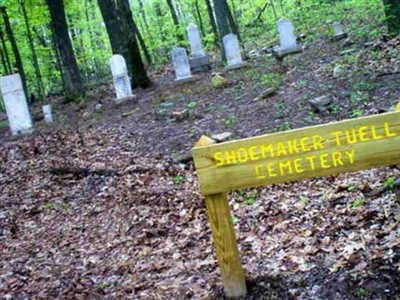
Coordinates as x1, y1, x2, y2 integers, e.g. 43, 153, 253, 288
192, 110, 400, 298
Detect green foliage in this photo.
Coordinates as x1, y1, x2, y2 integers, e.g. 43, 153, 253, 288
0, 0, 390, 100
43, 202, 55, 210
231, 215, 238, 224
299, 196, 309, 205
225, 116, 238, 128
385, 177, 396, 190
173, 175, 185, 184
245, 189, 258, 206
352, 197, 364, 208
354, 287, 371, 298
351, 109, 363, 118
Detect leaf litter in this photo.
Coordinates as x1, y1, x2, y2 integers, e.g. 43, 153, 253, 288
1, 35, 400, 300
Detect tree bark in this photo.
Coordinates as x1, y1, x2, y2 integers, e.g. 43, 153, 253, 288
0, 24, 11, 74
20, 0, 44, 100
115, 0, 152, 88
166, 0, 184, 42
97, 0, 133, 76
195, 0, 205, 37
383, 0, 400, 36
46, 0, 85, 100
212, 0, 232, 59
0, 6, 28, 96
205, 0, 220, 47
137, 0, 150, 35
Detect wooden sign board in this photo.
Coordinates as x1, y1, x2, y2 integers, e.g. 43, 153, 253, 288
192, 111, 400, 298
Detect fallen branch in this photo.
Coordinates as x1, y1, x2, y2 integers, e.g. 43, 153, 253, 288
48, 167, 117, 178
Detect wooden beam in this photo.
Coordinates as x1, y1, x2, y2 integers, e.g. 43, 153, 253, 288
195, 136, 247, 298
193, 112, 400, 195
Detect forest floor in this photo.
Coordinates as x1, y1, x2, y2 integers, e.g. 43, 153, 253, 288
1, 32, 400, 300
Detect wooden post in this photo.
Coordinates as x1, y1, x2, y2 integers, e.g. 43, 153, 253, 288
196, 136, 247, 298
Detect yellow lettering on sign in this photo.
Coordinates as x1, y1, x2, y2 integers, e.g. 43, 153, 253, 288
287, 139, 300, 154
331, 152, 344, 167
214, 151, 224, 167
294, 158, 304, 173
253, 150, 358, 179
306, 155, 317, 170
312, 135, 324, 150
237, 148, 248, 163
276, 142, 287, 156
345, 150, 355, 164
279, 161, 293, 175
213, 122, 396, 168
371, 125, 384, 140
249, 146, 260, 161
255, 165, 266, 179
385, 122, 396, 137
331, 131, 342, 146
261, 144, 274, 158
358, 126, 369, 142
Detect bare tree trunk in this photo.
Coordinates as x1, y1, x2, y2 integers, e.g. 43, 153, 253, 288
137, 0, 150, 35
1, 6, 28, 97
0, 25, 10, 74
383, 0, 400, 36
195, 0, 205, 36
205, 0, 219, 47
116, 0, 152, 86
46, 0, 85, 100
20, 0, 44, 100
166, 0, 184, 42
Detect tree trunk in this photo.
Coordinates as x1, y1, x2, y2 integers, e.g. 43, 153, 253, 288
195, 0, 205, 37
132, 17, 153, 65
0, 46, 7, 74
46, 0, 84, 100
137, 0, 150, 35
166, 0, 184, 42
212, 0, 231, 59
49, 23, 66, 91
0, 6, 28, 97
383, 0, 400, 36
20, 0, 44, 100
154, 2, 167, 43
97, 0, 133, 77
205, 0, 220, 47
0, 24, 11, 74
115, 0, 152, 88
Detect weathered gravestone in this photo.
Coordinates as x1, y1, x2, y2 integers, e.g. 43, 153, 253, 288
0, 73, 33, 136
273, 18, 303, 58
172, 47, 194, 83
187, 21, 210, 73
192, 108, 400, 298
332, 21, 348, 41
223, 33, 245, 69
109, 54, 134, 103
42, 104, 53, 123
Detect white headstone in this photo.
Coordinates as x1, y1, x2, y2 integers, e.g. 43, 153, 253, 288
333, 22, 345, 36
331, 21, 348, 41
0, 73, 33, 136
172, 47, 193, 82
42, 104, 53, 123
277, 19, 298, 50
187, 23, 205, 58
223, 33, 243, 69
109, 54, 133, 101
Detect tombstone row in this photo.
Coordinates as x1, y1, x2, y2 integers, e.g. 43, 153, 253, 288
1, 19, 346, 136
110, 18, 346, 94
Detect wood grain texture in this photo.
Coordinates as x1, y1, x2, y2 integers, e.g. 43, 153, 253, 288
195, 136, 247, 298
193, 112, 400, 195
205, 193, 247, 298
